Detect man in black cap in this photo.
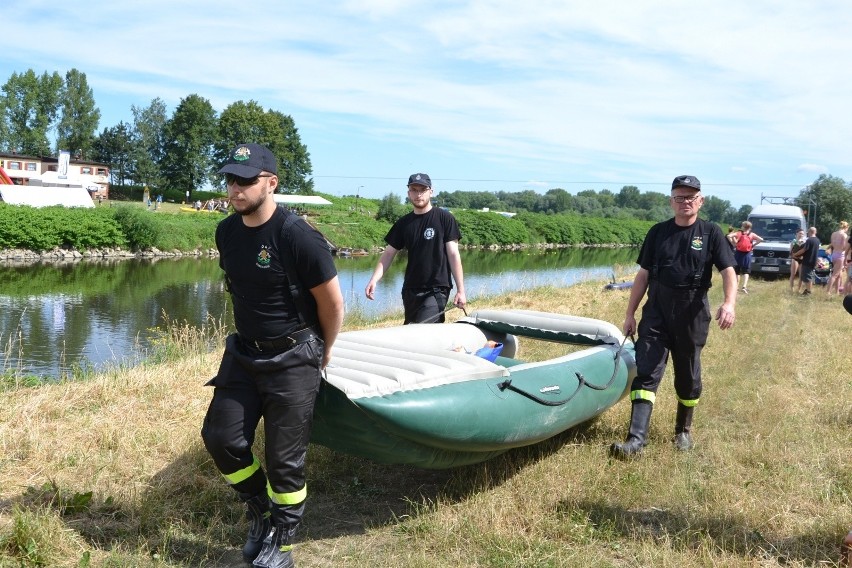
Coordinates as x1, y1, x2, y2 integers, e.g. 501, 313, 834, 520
610, 175, 737, 459
201, 143, 344, 567
365, 172, 467, 323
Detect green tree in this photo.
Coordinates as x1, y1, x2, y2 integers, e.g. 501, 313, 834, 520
93, 122, 135, 185
1, 69, 63, 155
702, 195, 736, 224
161, 94, 217, 199
800, 174, 852, 241
214, 100, 313, 194
541, 188, 572, 213
376, 193, 406, 223
616, 185, 641, 208
55, 69, 101, 159
734, 205, 752, 225
131, 98, 168, 188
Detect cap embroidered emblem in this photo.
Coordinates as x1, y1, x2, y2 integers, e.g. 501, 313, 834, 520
684, 178, 692, 184
233, 146, 251, 162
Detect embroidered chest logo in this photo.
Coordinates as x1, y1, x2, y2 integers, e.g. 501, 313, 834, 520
690, 236, 703, 251
256, 245, 272, 268
423, 227, 435, 240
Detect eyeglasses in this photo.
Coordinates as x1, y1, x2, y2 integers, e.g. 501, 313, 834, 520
671, 195, 700, 203
225, 173, 274, 187
408, 186, 431, 194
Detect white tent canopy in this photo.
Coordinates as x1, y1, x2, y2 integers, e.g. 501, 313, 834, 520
272, 194, 332, 206
0, 185, 95, 208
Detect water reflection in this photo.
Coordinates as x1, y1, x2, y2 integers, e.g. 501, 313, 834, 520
0, 248, 637, 378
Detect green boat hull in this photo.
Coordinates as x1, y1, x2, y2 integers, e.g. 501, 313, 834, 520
311, 310, 636, 469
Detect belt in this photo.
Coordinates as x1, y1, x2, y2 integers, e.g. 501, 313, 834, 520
240, 326, 320, 353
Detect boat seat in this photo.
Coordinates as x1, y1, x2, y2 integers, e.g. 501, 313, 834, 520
326, 325, 509, 399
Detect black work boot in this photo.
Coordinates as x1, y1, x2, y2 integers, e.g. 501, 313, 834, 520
252, 523, 297, 568
242, 493, 272, 564
609, 401, 653, 459
673, 403, 695, 451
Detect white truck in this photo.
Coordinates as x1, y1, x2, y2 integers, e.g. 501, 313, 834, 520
746, 204, 807, 277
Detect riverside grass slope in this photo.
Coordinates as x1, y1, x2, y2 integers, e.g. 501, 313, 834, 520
0, 279, 850, 567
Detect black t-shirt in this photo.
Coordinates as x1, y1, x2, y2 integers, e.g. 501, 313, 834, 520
800, 235, 821, 266
384, 207, 462, 290
638, 218, 735, 289
216, 207, 337, 340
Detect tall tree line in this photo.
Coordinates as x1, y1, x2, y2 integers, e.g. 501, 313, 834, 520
436, 184, 754, 225
0, 68, 314, 198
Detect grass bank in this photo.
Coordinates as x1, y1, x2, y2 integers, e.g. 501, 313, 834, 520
0, 278, 849, 567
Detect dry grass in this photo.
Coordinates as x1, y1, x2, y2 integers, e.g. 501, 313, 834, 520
1, 277, 850, 567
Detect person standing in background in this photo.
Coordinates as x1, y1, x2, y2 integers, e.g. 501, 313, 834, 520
789, 228, 806, 291
365, 173, 466, 324
798, 226, 821, 296
826, 221, 848, 296
727, 221, 763, 295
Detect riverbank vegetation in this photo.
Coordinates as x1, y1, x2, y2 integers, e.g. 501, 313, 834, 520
0, 196, 654, 255
1, 279, 849, 566
4, 173, 852, 256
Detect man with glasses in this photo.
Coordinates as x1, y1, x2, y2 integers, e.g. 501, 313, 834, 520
610, 175, 736, 459
365, 173, 466, 323
201, 143, 344, 567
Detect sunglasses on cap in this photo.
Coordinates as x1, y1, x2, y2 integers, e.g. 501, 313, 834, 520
225, 173, 274, 187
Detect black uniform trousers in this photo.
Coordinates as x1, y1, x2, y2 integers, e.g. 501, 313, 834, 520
631, 282, 711, 404
201, 333, 324, 527
402, 287, 450, 324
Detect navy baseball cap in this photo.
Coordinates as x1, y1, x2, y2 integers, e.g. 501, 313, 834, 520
408, 173, 432, 188
671, 175, 701, 191
218, 143, 278, 177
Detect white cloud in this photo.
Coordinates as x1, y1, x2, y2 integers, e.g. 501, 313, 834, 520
797, 163, 829, 174
0, 0, 849, 206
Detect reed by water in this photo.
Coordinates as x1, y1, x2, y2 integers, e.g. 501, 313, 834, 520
0, 278, 849, 567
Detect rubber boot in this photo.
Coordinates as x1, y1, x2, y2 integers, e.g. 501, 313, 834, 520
242, 493, 272, 564
609, 400, 653, 459
673, 403, 694, 451
252, 522, 297, 568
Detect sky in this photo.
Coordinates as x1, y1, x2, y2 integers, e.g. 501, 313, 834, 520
1, 0, 850, 208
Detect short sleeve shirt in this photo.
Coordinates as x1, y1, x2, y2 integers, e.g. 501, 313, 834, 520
638, 218, 735, 289
216, 207, 337, 339
384, 207, 462, 290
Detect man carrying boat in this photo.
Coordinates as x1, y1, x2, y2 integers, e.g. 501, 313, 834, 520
365, 172, 467, 323
610, 175, 737, 459
201, 143, 344, 567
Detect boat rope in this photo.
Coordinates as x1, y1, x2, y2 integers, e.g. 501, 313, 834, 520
496, 333, 633, 407
419, 303, 468, 324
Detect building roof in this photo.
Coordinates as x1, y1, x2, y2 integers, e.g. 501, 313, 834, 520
272, 194, 333, 206
0, 185, 95, 208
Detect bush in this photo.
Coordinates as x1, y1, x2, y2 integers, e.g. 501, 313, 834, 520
110, 206, 158, 250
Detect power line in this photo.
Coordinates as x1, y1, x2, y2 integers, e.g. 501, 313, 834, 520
313, 174, 808, 188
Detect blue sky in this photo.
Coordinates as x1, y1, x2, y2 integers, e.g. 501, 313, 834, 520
1, 0, 850, 207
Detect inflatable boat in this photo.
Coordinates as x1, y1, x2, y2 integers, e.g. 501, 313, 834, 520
311, 309, 636, 469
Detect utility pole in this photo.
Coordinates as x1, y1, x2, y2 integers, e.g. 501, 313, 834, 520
356, 185, 363, 212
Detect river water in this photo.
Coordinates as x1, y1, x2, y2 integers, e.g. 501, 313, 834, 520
0, 248, 637, 378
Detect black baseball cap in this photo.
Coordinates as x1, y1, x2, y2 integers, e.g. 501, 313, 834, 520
671, 175, 701, 191
408, 173, 432, 188
218, 143, 278, 177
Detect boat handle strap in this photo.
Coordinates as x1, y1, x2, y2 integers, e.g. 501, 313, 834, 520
496, 334, 631, 407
